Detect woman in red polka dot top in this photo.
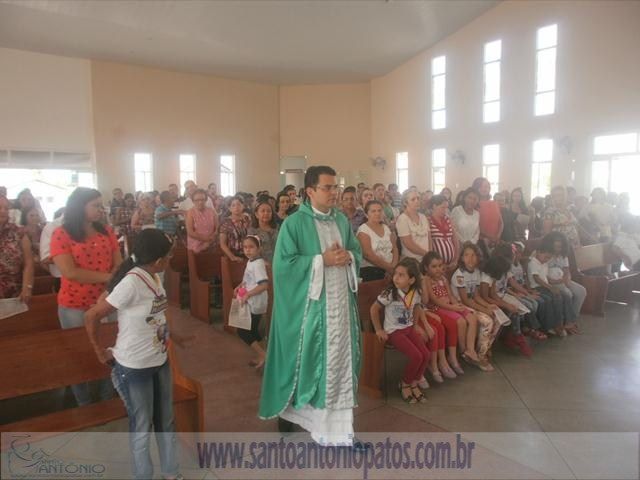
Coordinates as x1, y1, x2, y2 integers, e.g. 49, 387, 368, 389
51, 187, 123, 406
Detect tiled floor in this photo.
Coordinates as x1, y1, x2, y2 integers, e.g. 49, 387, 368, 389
3, 300, 640, 479
166, 300, 640, 435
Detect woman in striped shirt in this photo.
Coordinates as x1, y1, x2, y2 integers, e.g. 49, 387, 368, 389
429, 194, 459, 274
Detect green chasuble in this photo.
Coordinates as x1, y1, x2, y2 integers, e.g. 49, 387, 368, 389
259, 202, 362, 419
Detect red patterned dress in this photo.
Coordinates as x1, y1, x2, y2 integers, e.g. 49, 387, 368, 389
0, 223, 25, 298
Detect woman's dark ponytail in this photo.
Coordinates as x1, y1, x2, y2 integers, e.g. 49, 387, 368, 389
107, 229, 173, 292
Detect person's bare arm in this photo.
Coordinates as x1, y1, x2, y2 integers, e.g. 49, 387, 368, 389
399, 235, 428, 257
84, 296, 116, 365
370, 301, 388, 342
53, 253, 112, 284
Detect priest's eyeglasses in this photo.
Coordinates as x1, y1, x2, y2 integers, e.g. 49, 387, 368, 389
314, 184, 340, 192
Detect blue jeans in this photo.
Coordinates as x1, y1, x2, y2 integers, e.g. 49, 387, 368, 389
518, 296, 542, 330
111, 360, 178, 480
534, 288, 564, 330
58, 306, 114, 406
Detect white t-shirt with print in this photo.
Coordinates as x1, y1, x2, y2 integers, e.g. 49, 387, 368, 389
243, 257, 269, 315
547, 255, 569, 281
106, 267, 169, 369
395, 212, 430, 261
376, 288, 420, 335
510, 263, 526, 286
450, 268, 483, 301
527, 256, 549, 289
480, 272, 510, 298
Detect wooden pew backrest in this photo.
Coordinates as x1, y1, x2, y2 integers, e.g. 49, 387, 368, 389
0, 293, 59, 338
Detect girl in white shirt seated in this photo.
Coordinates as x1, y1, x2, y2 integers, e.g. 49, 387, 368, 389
84, 229, 185, 480
541, 232, 585, 335
370, 258, 435, 404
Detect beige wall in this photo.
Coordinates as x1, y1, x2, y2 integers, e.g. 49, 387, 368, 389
0, 47, 94, 153
371, 0, 640, 197
91, 61, 280, 195
279, 83, 371, 186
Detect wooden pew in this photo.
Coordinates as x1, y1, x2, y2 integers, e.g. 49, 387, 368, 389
0, 293, 58, 338
32, 275, 56, 295
187, 248, 222, 322
571, 243, 640, 315
357, 279, 387, 399
0, 321, 203, 448
165, 240, 188, 307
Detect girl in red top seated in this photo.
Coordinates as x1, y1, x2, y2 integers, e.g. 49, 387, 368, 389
51, 187, 123, 406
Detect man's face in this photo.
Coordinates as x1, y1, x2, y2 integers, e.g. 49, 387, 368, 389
168, 185, 179, 197
113, 189, 123, 201
287, 189, 297, 203
306, 174, 338, 211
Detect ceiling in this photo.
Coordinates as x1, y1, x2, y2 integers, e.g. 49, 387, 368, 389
0, 0, 498, 84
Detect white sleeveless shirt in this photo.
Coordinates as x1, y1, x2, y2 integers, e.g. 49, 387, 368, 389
357, 223, 393, 268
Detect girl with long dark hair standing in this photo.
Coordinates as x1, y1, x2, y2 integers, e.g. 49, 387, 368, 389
84, 229, 183, 480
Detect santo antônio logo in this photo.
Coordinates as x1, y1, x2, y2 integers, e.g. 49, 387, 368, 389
5, 434, 106, 478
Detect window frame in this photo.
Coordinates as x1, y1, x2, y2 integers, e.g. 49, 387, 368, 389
395, 152, 409, 193
431, 148, 446, 193
431, 55, 447, 130
179, 153, 197, 187
134, 152, 153, 192
482, 144, 500, 194
220, 154, 236, 197
534, 24, 558, 116
483, 39, 502, 123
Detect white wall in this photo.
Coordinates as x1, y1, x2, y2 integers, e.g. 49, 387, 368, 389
0, 47, 95, 154
371, 0, 640, 198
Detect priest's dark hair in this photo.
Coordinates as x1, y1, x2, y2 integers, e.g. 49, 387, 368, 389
63, 187, 107, 242
107, 228, 173, 293
304, 166, 336, 189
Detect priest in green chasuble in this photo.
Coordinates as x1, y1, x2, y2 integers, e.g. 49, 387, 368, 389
259, 165, 362, 446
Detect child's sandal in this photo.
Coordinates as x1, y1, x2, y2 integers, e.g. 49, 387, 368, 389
398, 381, 417, 404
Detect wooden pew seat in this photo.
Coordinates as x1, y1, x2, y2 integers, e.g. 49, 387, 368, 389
0, 322, 203, 448
357, 278, 387, 398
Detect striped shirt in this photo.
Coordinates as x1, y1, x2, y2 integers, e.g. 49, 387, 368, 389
429, 214, 456, 264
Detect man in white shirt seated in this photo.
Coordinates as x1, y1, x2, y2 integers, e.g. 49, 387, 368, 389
40, 209, 64, 289
178, 180, 214, 211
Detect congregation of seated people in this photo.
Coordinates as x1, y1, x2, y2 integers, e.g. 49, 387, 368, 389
1, 178, 637, 408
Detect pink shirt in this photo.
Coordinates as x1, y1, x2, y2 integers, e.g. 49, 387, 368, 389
187, 207, 217, 253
